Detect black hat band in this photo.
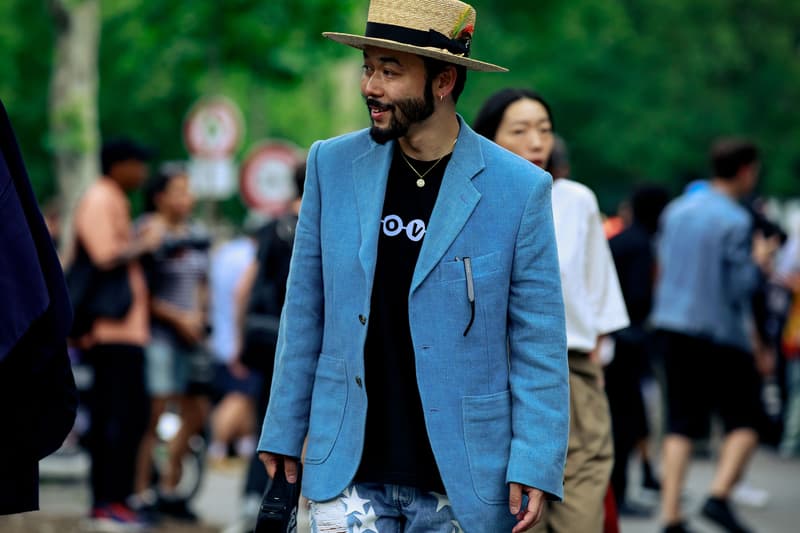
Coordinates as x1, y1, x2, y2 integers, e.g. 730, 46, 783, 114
365, 22, 470, 57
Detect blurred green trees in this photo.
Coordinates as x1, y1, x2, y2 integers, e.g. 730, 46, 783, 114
466, 0, 800, 208
1, 0, 799, 213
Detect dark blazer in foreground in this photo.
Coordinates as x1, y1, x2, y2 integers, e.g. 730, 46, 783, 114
0, 99, 76, 515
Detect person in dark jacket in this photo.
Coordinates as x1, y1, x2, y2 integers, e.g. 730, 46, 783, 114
224, 162, 305, 533
604, 185, 670, 514
0, 99, 77, 515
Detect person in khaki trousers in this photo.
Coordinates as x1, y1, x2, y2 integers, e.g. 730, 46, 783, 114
475, 89, 629, 532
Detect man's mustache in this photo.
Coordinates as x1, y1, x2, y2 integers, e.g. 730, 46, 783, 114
366, 98, 394, 112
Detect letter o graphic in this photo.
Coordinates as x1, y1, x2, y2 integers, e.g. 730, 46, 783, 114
383, 215, 403, 237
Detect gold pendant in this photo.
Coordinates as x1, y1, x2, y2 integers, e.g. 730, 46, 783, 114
416, 178, 426, 188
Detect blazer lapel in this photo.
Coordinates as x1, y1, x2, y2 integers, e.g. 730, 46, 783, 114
353, 140, 393, 287
411, 122, 484, 294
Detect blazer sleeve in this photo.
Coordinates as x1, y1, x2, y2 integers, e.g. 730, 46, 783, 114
505, 174, 569, 500
257, 140, 325, 458
0, 104, 51, 362
0, 100, 76, 514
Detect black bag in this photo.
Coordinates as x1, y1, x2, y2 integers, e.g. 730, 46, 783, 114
255, 462, 302, 533
65, 241, 132, 338
242, 314, 281, 359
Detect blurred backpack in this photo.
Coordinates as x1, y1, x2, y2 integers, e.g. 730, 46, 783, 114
65, 240, 132, 339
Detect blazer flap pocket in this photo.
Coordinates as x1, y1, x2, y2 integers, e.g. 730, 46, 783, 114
462, 390, 512, 504
305, 354, 348, 464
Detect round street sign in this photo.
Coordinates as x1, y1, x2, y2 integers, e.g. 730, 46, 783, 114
240, 141, 302, 215
183, 97, 244, 158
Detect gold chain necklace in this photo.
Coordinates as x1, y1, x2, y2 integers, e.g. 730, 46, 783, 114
400, 138, 457, 188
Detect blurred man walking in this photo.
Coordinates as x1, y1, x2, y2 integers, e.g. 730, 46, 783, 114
652, 139, 775, 533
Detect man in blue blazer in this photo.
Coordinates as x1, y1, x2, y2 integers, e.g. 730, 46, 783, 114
258, 1, 569, 531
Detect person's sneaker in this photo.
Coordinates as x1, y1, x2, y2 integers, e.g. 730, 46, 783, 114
662, 521, 693, 533
700, 497, 753, 533
88, 503, 147, 532
157, 495, 199, 522
128, 501, 161, 527
127, 490, 161, 527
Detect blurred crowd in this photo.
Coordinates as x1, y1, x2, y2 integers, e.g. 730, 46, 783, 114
45, 139, 306, 531
5, 83, 799, 533
58, 118, 800, 533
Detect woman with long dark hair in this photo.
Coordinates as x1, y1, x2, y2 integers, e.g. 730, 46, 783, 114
475, 90, 630, 533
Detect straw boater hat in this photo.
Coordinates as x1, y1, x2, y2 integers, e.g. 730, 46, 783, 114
323, 0, 507, 73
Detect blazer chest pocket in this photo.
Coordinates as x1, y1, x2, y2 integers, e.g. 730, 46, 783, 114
304, 354, 348, 464
462, 390, 512, 504
437, 251, 501, 283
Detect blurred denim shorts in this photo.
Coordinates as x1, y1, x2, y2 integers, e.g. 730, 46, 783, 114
145, 338, 191, 396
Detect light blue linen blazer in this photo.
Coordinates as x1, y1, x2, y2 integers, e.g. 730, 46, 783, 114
258, 119, 568, 532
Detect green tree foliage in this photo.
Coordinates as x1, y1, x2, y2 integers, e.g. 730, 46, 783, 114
466, 0, 800, 208
98, 0, 362, 158
1, 0, 798, 213
0, 1, 56, 200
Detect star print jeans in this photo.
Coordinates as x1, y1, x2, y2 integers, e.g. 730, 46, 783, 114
309, 483, 463, 533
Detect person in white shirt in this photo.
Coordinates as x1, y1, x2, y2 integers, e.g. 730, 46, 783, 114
475, 89, 629, 533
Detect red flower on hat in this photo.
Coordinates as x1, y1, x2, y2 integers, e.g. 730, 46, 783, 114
456, 24, 473, 54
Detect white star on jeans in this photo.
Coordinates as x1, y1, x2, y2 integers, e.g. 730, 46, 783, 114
353, 506, 379, 533
430, 492, 451, 513
341, 486, 370, 517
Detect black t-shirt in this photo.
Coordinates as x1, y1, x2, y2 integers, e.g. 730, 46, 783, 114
355, 147, 451, 492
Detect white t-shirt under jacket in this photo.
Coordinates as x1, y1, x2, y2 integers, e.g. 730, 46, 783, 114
551, 178, 629, 353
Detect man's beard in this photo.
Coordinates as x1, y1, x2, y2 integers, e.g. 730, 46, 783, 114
367, 84, 435, 144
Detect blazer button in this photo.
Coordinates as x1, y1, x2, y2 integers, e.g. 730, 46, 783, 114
359, 314, 367, 325
355, 376, 363, 388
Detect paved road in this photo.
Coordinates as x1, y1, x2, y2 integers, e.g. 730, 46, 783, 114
1, 448, 797, 532
619, 449, 799, 533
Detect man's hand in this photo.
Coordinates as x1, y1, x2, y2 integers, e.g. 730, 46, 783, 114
259, 451, 299, 483
137, 216, 166, 254
509, 483, 545, 533
175, 310, 205, 345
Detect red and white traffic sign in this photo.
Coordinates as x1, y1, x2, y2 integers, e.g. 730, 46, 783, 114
240, 141, 302, 215
183, 97, 244, 158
